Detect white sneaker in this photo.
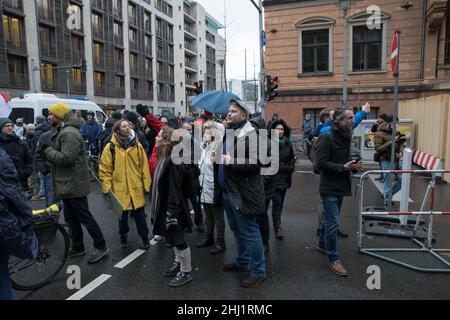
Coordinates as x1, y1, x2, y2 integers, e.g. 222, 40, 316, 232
153, 235, 162, 241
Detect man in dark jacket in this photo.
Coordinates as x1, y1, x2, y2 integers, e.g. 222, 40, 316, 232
315, 108, 363, 277
80, 110, 103, 155
34, 115, 52, 141
0, 118, 33, 192
0, 148, 38, 300
43, 103, 108, 264
97, 110, 122, 156
220, 100, 266, 288
32, 115, 52, 201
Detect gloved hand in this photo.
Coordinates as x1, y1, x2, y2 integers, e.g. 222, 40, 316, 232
103, 193, 110, 201
136, 104, 150, 117
165, 212, 179, 231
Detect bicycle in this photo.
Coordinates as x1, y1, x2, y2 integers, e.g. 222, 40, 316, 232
87, 144, 100, 183
8, 202, 70, 291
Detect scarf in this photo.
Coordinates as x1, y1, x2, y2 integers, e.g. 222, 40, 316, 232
150, 155, 167, 224
114, 129, 136, 150
331, 123, 352, 144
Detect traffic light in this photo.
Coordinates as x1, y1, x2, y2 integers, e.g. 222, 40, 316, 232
194, 81, 203, 95
266, 75, 279, 101
80, 58, 87, 73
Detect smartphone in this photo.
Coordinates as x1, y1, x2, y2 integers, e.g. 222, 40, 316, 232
353, 156, 362, 163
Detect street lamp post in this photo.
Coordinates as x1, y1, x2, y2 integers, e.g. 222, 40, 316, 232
336, 0, 355, 108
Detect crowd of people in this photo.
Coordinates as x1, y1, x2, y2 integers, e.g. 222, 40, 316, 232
0, 98, 406, 299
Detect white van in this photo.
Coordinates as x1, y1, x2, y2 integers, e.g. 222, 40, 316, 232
9, 93, 107, 125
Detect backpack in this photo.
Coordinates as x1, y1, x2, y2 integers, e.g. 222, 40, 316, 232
97, 127, 113, 156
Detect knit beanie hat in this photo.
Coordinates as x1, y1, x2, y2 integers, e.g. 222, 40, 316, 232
48, 103, 71, 120
0, 117, 13, 130
26, 124, 35, 130
111, 110, 122, 120
36, 115, 46, 124
124, 111, 139, 126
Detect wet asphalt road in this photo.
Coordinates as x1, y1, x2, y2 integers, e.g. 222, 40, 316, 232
16, 155, 450, 300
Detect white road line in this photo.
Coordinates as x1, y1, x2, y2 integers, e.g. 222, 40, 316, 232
66, 274, 112, 300
114, 249, 146, 269
296, 170, 316, 174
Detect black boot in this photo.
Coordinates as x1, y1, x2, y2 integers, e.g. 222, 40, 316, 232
196, 235, 214, 248
273, 215, 284, 240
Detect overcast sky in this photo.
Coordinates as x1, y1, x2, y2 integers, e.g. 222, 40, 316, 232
196, 0, 262, 81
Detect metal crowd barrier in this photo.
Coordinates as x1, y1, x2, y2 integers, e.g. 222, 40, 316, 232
357, 169, 450, 273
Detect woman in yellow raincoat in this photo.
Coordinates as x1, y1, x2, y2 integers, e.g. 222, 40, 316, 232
99, 119, 151, 249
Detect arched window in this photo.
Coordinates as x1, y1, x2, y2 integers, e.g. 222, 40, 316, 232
296, 17, 335, 75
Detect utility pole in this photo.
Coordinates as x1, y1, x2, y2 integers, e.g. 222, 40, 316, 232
223, 0, 228, 91
244, 48, 247, 102
66, 69, 71, 97
250, 0, 265, 118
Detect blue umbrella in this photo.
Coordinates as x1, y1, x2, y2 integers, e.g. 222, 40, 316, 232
191, 90, 241, 115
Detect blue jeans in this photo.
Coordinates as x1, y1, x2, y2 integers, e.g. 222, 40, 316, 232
381, 161, 402, 202
119, 207, 149, 240
271, 189, 287, 217
223, 191, 266, 278
39, 172, 55, 207
0, 250, 13, 300
319, 194, 344, 262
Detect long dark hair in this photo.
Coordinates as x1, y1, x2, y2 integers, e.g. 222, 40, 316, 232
157, 127, 177, 157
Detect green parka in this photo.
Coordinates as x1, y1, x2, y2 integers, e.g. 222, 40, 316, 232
45, 111, 90, 198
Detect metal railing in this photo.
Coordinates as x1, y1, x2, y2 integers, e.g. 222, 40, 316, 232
185, 60, 197, 70
114, 35, 123, 46
9, 72, 29, 88
42, 80, 57, 91
93, 56, 104, 69
95, 85, 105, 96
183, 5, 196, 20
93, 26, 103, 39
184, 42, 196, 52
40, 43, 56, 59
185, 78, 195, 86
38, 5, 54, 22
3, 0, 23, 10
6, 39, 26, 51
184, 24, 196, 36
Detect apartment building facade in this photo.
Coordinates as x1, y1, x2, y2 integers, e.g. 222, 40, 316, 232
263, 0, 450, 130
0, 0, 224, 116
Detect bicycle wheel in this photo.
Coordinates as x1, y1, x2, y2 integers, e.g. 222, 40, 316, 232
295, 139, 303, 153
88, 157, 99, 182
9, 222, 70, 291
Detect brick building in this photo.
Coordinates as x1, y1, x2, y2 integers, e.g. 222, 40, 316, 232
263, 0, 450, 131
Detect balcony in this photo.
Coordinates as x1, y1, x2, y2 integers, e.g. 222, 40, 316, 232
184, 42, 197, 53
93, 56, 104, 69
145, 20, 151, 34
3, 0, 23, 11
128, 14, 137, 26
116, 86, 125, 98
72, 81, 86, 94
129, 40, 138, 51
184, 24, 197, 37
206, 32, 215, 44
145, 45, 152, 57
185, 60, 197, 70
72, 49, 84, 64
93, 26, 103, 39
42, 80, 57, 92
9, 72, 29, 88
114, 35, 123, 47
131, 87, 139, 99
115, 61, 124, 73
185, 77, 195, 86
92, 0, 102, 11
183, 5, 196, 23
95, 84, 105, 96
38, 5, 54, 23
40, 43, 56, 59
130, 65, 138, 77
113, 6, 122, 19
6, 39, 26, 52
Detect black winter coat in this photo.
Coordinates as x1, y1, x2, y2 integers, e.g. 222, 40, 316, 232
34, 131, 52, 174
269, 119, 296, 191
151, 156, 193, 237
26, 135, 37, 159
0, 133, 33, 190
34, 121, 52, 142
315, 125, 352, 196
223, 121, 265, 216
0, 148, 38, 260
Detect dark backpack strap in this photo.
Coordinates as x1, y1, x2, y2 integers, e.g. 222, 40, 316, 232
110, 142, 116, 170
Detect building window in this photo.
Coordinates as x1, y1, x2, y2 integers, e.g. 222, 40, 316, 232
145, 58, 153, 79
92, 13, 103, 38
71, 36, 84, 64
302, 29, 329, 74
39, 25, 56, 59
130, 53, 138, 77
114, 22, 123, 46
147, 81, 154, 100
128, 3, 137, 26
116, 75, 125, 97
115, 49, 124, 72
68, 4, 83, 31
113, 0, 122, 18
145, 11, 151, 33
445, 8, 450, 64
92, 42, 104, 68
352, 26, 382, 71
129, 29, 137, 51
72, 68, 84, 93
3, 14, 25, 49
131, 78, 139, 98
349, 11, 389, 73
37, 0, 54, 21
145, 35, 152, 56
94, 71, 105, 96
296, 17, 335, 75
8, 55, 28, 88
40, 62, 56, 91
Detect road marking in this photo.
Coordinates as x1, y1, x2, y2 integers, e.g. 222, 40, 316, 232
66, 274, 111, 300
114, 249, 146, 269
296, 170, 316, 174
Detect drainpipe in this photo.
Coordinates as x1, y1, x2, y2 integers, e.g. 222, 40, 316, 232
419, 0, 427, 79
